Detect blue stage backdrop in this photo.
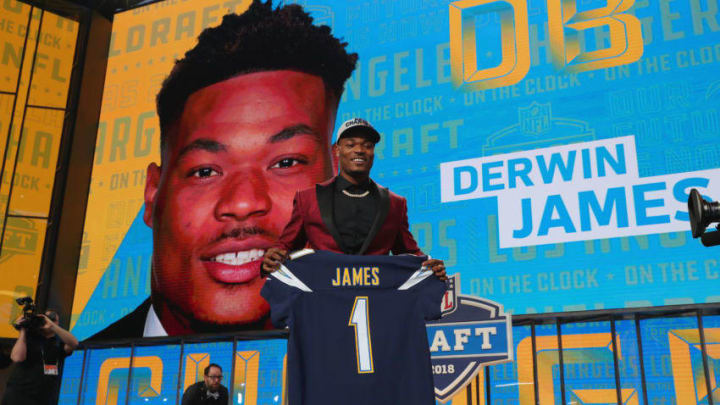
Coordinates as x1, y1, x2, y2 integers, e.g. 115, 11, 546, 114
70, 0, 720, 341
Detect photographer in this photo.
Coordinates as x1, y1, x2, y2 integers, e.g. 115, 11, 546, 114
2, 309, 79, 405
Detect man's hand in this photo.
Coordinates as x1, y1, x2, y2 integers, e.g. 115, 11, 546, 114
38, 314, 56, 333
38, 313, 80, 353
12, 316, 24, 331
262, 248, 288, 275
423, 259, 447, 281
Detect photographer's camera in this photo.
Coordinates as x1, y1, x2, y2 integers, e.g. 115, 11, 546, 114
13, 297, 46, 331
688, 188, 720, 247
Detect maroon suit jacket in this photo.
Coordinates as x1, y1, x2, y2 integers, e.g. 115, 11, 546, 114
276, 177, 423, 255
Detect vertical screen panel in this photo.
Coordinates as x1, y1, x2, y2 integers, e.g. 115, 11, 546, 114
615, 319, 645, 404
641, 316, 701, 405
180, 341, 234, 400
534, 322, 560, 405
8, 107, 63, 216
58, 349, 84, 405
0, 217, 46, 336
0, 7, 42, 219
128, 344, 181, 405
79, 346, 133, 405
0, 2, 77, 337
560, 321, 618, 404
26, 10, 78, 109
700, 315, 720, 405
0, 1, 32, 93
489, 324, 534, 404
233, 339, 287, 405
0, 94, 13, 154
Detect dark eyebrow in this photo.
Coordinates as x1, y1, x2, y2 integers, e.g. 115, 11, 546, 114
177, 139, 227, 159
176, 125, 319, 158
268, 124, 320, 144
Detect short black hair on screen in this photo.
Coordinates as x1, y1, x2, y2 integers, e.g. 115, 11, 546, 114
156, 0, 358, 152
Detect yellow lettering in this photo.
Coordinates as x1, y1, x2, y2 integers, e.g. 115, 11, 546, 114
364, 267, 372, 285
353, 268, 363, 285
547, 0, 643, 73
332, 268, 341, 286
449, 0, 530, 90
333, 266, 381, 286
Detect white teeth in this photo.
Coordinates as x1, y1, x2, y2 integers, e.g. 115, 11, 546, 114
352, 158, 365, 162
211, 249, 265, 265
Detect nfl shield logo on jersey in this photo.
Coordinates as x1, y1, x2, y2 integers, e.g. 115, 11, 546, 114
427, 275, 513, 403
440, 276, 457, 316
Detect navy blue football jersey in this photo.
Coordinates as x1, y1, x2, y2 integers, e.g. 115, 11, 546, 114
260, 249, 446, 405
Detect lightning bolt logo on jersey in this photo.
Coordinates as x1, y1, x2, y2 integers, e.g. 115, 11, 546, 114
260, 249, 446, 405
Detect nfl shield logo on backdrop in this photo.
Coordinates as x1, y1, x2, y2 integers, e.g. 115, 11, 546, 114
428, 275, 513, 403
519, 101, 551, 135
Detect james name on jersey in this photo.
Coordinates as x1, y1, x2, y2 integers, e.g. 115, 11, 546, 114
331, 266, 380, 286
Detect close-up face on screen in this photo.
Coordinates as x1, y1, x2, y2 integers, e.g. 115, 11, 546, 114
146, 70, 335, 331
69, 0, 350, 339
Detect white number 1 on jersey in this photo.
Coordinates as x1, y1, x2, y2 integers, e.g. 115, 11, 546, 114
349, 296, 374, 373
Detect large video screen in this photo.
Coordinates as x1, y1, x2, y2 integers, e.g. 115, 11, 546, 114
60, 315, 720, 404
71, 0, 720, 340
0, 1, 78, 337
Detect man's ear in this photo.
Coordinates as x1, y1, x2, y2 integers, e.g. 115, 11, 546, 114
144, 163, 161, 227
331, 143, 339, 174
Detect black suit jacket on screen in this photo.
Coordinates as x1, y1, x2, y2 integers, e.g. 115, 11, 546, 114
88, 299, 150, 340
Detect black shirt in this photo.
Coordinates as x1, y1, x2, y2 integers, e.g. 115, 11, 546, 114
333, 176, 379, 254
3, 333, 68, 405
181, 381, 229, 405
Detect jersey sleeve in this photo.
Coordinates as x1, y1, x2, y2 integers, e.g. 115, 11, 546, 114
260, 264, 313, 328
260, 276, 300, 328
418, 276, 448, 321
397, 261, 448, 321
